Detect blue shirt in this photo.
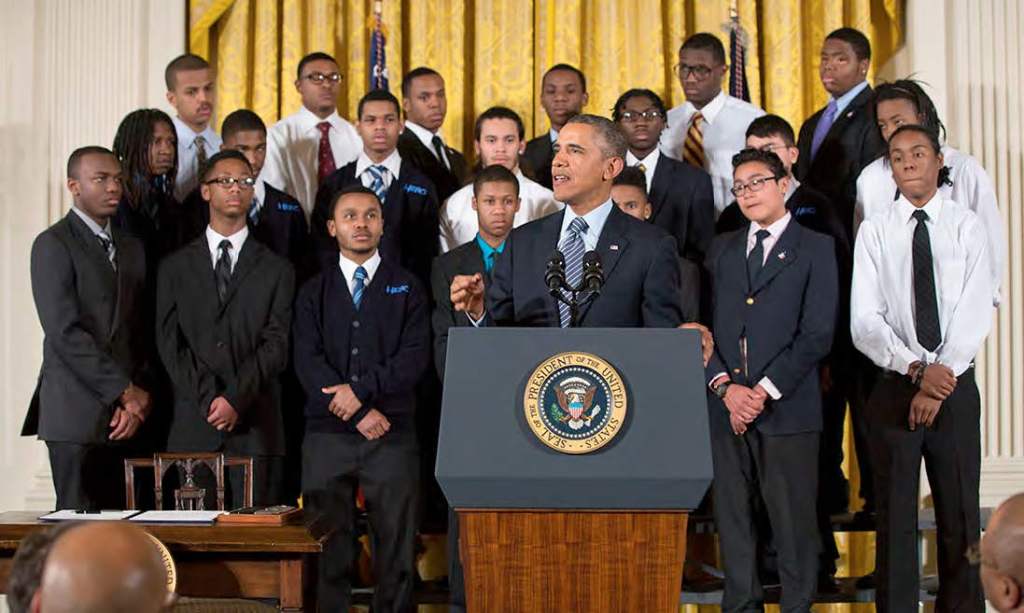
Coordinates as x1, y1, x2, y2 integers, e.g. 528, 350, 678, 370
558, 198, 614, 251
833, 80, 870, 116
476, 234, 506, 273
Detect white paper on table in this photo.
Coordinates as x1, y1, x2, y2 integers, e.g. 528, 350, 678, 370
39, 510, 140, 522
129, 510, 224, 524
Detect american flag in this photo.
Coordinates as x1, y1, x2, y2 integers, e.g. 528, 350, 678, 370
726, 8, 750, 102
368, 0, 389, 90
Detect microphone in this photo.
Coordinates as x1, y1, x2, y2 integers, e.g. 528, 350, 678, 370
581, 251, 604, 294
545, 250, 567, 293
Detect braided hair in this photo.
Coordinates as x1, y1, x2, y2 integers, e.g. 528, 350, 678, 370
886, 124, 953, 188
112, 108, 178, 209
873, 79, 946, 143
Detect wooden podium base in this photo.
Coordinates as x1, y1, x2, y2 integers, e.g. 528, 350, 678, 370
459, 509, 687, 613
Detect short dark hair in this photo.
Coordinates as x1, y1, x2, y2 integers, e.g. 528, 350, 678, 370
873, 79, 946, 142
474, 106, 525, 141
329, 184, 382, 218
297, 52, 338, 81
680, 33, 726, 66
165, 53, 210, 91
67, 146, 117, 179
613, 166, 648, 192
221, 109, 266, 142
472, 164, 520, 198
732, 147, 786, 179
543, 63, 587, 93
8, 524, 75, 613
563, 114, 628, 159
745, 114, 797, 147
826, 27, 871, 61
200, 150, 253, 184
401, 66, 442, 97
611, 89, 667, 122
358, 89, 401, 119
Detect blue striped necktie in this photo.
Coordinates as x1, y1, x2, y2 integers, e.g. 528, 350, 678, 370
352, 266, 367, 309
558, 216, 589, 328
366, 165, 388, 205
248, 194, 261, 225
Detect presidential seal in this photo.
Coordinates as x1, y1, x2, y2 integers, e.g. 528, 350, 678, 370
523, 352, 628, 454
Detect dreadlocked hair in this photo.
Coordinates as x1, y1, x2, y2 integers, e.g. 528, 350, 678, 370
112, 108, 178, 209
873, 79, 947, 143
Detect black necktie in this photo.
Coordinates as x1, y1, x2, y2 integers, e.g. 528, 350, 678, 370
215, 239, 233, 303
431, 135, 449, 169
747, 229, 770, 287
912, 209, 941, 351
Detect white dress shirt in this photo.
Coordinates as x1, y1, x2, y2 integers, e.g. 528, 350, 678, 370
854, 145, 1005, 306
205, 225, 249, 273
404, 121, 451, 169
338, 250, 382, 297
355, 149, 402, 195
261, 106, 362, 220
172, 116, 221, 202
625, 149, 660, 193
660, 92, 765, 216
438, 170, 563, 252
851, 193, 992, 377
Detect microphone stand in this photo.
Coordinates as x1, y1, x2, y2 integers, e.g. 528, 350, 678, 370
548, 270, 602, 328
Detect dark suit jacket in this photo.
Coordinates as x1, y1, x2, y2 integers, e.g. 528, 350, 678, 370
648, 154, 716, 264
112, 188, 192, 267
397, 130, 468, 202
26, 212, 150, 444
794, 85, 885, 239
522, 134, 554, 189
430, 239, 486, 377
486, 205, 682, 327
705, 221, 838, 435
293, 258, 430, 435
156, 235, 294, 456
311, 160, 440, 289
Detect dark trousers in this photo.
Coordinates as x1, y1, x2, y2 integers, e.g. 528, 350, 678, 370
302, 430, 419, 613
711, 423, 820, 613
47, 442, 126, 511
868, 369, 983, 612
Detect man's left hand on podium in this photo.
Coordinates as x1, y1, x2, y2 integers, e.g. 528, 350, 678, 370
679, 322, 713, 366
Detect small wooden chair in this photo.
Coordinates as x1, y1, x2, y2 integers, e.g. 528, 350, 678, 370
124, 453, 254, 511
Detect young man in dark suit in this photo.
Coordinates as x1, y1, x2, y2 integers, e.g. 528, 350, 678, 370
522, 64, 589, 189
156, 150, 294, 507
397, 67, 468, 201
794, 27, 885, 241
705, 148, 838, 610
312, 89, 440, 289
294, 184, 429, 613
27, 147, 153, 511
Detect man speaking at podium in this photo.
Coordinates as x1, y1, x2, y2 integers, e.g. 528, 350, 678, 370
450, 114, 685, 329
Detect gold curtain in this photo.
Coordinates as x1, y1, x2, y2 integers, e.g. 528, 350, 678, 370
189, 2, 900, 611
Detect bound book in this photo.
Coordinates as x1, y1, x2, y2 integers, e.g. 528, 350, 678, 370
215, 505, 302, 526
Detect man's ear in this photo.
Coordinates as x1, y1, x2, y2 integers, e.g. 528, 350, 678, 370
67, 177, 80, 198
200, 183, 212, 203
581, 91, 590, 108
165, 90, 177, 109
605, 156, 625, 182
327, 219, 337, 238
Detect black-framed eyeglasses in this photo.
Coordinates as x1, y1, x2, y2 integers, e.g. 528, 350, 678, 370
205, 177, 256, 190
730, 175, 781, 197
675, 63, 714, 79
620, 110, 664, 123
303, 72, 342, 85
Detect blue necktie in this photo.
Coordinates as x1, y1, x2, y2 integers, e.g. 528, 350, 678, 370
352, 266, 367, 309
248, 195, 261, 225
366, 165, 388, 205
558, 217, 589, 328
810, 99, 838, 160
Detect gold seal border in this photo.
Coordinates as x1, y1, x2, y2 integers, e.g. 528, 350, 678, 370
523, 351, 628, 455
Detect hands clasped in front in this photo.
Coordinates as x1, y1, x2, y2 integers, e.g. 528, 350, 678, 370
909, 363, 957, 431
723, 383, 769, 436
322, 383, 390, 440
110, 382, 151, 441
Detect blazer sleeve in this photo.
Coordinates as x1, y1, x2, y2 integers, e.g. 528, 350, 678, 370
684, 170, 716, 263
641, 234, 684, 327
702, 240, 730, 384
292, 278, 346, 419
222, 262, 295, 415
310, 175, 340, 264
430, 256, 457, 379
761, 236, 839, 396
30, 232, 130, 406
404, 183, 441, 287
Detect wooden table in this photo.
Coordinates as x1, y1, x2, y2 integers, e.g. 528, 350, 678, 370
0, 511, 326, 612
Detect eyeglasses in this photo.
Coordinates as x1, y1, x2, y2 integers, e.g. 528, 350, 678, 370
730, 175, 780, 197
302, 72, 342, 85
675, 63, 714, 79
205, 177, 256, 190
620, 110, 664, 123
755, 144, 791, 153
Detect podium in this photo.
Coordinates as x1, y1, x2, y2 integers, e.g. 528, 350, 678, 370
437, 328, 712, 613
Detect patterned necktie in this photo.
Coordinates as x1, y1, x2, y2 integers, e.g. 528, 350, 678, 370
682, 112, 706, 169
912, 210, 941, 351
431, 135, 451, 170
215, 239, 233, 303
366, 165, 389, 205
352, 266, 368, 309
317, 122, 336, 184
810, 99, 838, 161
194, 135, 208, 174
557, 217, 589, 328
747, 229, 770, 287
248, 194, 261, 225
96, 230, 116, 270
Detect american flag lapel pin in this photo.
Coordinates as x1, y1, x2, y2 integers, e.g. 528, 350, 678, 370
778, 251, 786, 260
610, 244, 619, 251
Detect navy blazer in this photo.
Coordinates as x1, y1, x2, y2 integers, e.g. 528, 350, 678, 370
292, 258, 430, 435
311, 160, 440, 289
648, 154, 716, 264
486, 204, 682, 328
430, 239, 487, 377
705, 220, 838, 435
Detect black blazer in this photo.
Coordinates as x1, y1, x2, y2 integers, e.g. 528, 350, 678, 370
486, 205, 682, 328
397, 130, 468, 202
26, 212, 150, 444
293, 258, 430, 435
705, 221, 838, 435
794, 85, 885, 238
522, 134, 554, 189
648, 155, 716, 264
112, 188, 193, 268
311, 161, 440, 289
430, 239, 487, 377
156, 235, 294, 456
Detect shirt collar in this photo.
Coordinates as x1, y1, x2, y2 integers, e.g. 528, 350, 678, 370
626, 148, 660, 168
549, 128, 559, 143
748, 210, 792, 237
897, 191, 944, 224
832, 80, 870, 116
206, 224, 249, 255
338, 250, 382, 284
356, 149, 402, 178
70, 206, 112, 236
172, 116, 216, 149
784, 176, 800, 201
693, 91, 727, 124
404, 121, 440, 151
254, 179, 267, 206
476, 234, 506, 271
298, 105, 342, 133
560, 198, 614, 241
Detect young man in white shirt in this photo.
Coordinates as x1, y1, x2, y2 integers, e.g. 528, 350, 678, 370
439, 106, 561, 252
261, 52, 362, 219
523, 63, 589, 189
397, 67, 468, 202
165, 54, 222, 201
851, 125, 991, 612
660, 33, 765, 215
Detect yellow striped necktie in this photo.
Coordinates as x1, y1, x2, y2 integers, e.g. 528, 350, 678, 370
682, 112, 706, 169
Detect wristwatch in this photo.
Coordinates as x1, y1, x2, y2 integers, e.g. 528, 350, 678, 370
713, 379, 732, 399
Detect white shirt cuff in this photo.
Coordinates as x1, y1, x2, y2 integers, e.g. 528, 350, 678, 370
890, 347, 920, 376
708, 372, 728, 389
757, 377, 782, 400
466, 311, 485, 327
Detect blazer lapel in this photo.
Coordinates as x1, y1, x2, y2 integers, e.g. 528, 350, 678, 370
647, 157, 672, 221
67, 212, 116, 284
823, 86, 873, 146
541, 210, 567, 324
185, 237, 220, 315
108, 226, 131, 339
577, 207, 630, 323
751, 221, 801, 294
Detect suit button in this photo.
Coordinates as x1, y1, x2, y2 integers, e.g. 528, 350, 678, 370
351, 375, 360, 382
351, 348, 359, 356
746, 297, 754, 305
352, 320, 360, 328
216, 341, 226, 349
733, 368, 741, 374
